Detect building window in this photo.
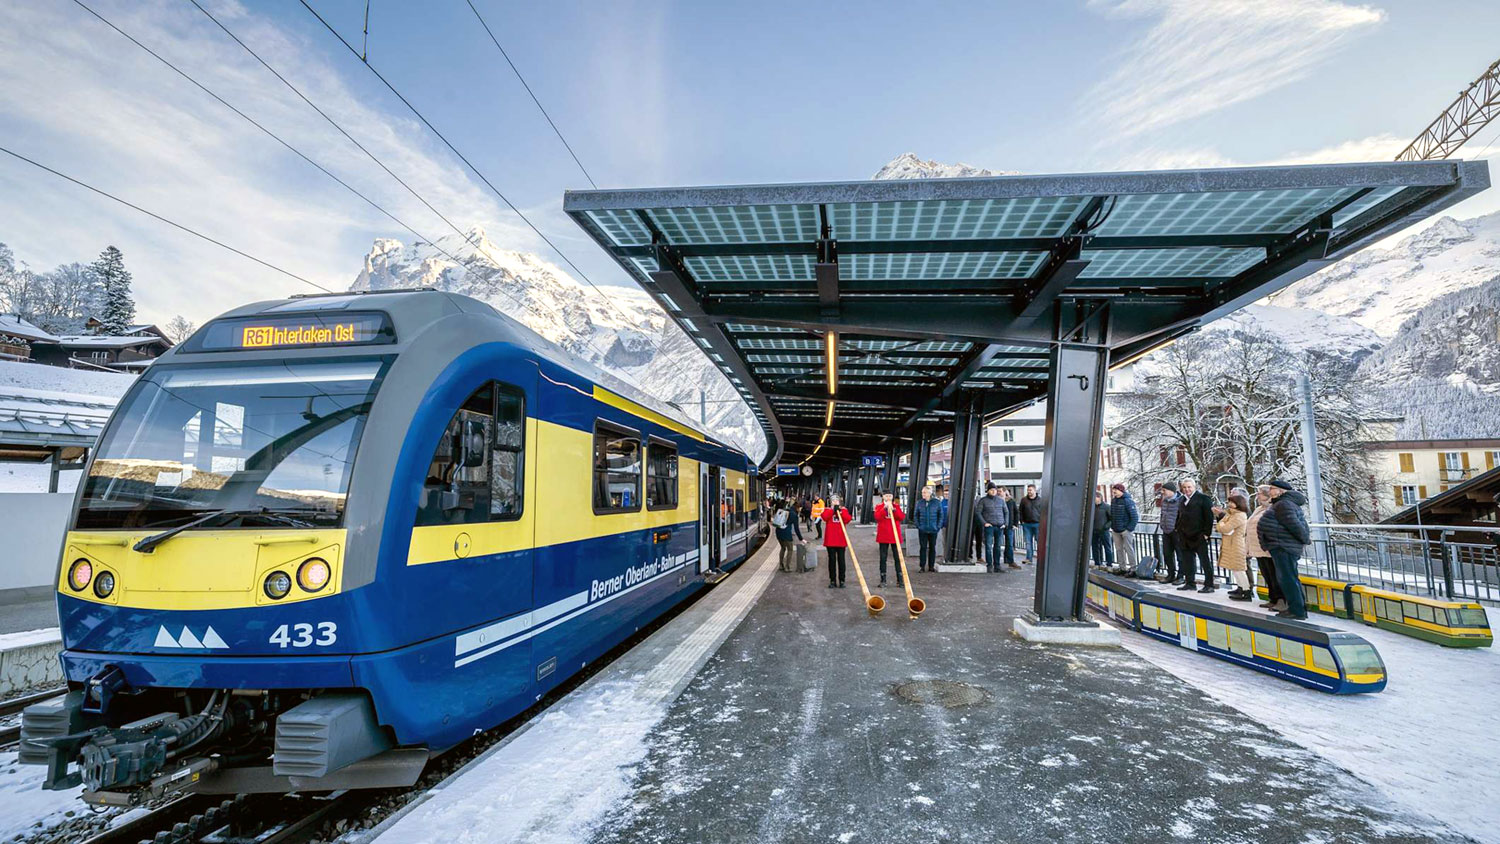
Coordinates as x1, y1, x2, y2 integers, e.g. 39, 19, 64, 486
1397, 485, 1418, 506
1107, 375, 1116, 390
1398, 452, 1414, 473
1159, 447, 1169, 467
1443, 452, 1463, 472
593, 421, 641, 513
1002, 429, 1015, 443
646, 438, 679, 510
1488, 451, 1500, 470
1176, 447, 1187, 467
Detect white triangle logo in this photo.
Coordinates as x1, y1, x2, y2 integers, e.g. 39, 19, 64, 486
177, 627, 204, 649
202, 627, 229, 649
153, 626, 179, 648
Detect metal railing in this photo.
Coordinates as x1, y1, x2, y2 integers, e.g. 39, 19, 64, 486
1107, 520, 1500, 606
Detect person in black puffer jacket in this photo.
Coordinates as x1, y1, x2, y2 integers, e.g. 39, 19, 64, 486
1258, 479, 1312, 619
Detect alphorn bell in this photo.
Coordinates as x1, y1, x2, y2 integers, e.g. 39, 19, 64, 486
835, 509, 884, 616
884, 501, 925, 619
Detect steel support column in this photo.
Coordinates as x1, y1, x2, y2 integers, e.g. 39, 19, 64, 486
945, 403, 982, 562
859, 465, 876, 523
882, 445, 900, 506
1032, 342, 1110, 621
908, 431, 931, 511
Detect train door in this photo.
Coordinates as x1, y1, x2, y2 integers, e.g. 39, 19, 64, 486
706, 465, 722, 571
719, 467, 731, 564
699, 461, 711, 574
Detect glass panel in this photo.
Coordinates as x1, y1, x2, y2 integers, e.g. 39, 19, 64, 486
1228, 627, 1254, 656
1079, 247, 1264, 279
1279, 638, 1306, 666
1205, 620, 1229, 650
1092, 188, 1357, 237
77, 360, 385, 529
647, 205, 820, 244
646, 441, 679, 510
1333, 643, 1386, 676
593, 425, 641, 512
1418, 604, 1436, 624
1253, 630, 1279, 658
1310, 646, 1337, 672
418, 385, 494, 527
490, 387, 524, 520
841, 252, 1046, 280
1457, 608, 1489, 628
827, 197, 1091, 240
1159, 608, 1178, 633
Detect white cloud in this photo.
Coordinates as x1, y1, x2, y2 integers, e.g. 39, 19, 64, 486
1083, 0, 1385, 137
1105, 131, 1409, 171
0, 0, 545, 325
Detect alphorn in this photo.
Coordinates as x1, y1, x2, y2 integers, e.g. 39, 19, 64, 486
884, 503, 925, 619
834, 509, 884, 616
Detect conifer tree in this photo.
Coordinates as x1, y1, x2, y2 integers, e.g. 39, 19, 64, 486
90, 246, 135, 335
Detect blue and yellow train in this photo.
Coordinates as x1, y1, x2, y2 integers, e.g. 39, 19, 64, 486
1086, 571, 1387, 694
21, 290, 767, 803
1254, 575, 1493, 648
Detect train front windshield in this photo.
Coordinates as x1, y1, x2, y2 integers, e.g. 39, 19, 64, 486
76, 359, 389, 530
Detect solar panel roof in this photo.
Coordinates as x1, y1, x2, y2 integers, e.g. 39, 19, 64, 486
565, 160, 1488, 470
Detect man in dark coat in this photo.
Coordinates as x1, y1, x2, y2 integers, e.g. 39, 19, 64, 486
976, 485, 1014, 572
1258, 479, 1311, 619
1156, 481, 1183, 582
912, 485, 947, 573
1091, 491, 1114, 568
1018, 485, 1042, 563
1001, 488, 1019, 566
1174, 479, 1217, 592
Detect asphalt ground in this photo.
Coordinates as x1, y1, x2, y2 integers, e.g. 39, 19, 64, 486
587, 523, 1471, 844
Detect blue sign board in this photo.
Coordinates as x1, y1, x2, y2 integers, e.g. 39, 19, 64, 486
776, 465, 800, 476
861, 455, 885, 468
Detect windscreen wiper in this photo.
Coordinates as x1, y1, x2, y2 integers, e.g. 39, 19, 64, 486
132, 508, 315, 553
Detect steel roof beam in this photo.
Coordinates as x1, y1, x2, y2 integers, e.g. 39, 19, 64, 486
612, 232, 1290, 260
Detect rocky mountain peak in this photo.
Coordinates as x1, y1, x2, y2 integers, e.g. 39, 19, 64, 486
872, 152, 1020, 180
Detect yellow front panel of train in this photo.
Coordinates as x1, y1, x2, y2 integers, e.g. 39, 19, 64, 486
60, 529, 346, 610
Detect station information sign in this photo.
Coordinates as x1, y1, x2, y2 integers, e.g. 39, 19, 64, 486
775, 465, 800, 476
193, 312, 395, 352
861, 455, 885, 468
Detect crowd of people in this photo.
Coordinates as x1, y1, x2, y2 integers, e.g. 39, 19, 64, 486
1098, 479, 1312, 620
771, 471, 1313, 622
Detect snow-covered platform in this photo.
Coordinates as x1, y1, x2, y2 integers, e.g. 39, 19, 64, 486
364, 526, 1492, 844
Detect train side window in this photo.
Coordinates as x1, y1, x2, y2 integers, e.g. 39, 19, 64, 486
593, 421, 641, 513
1228, 627, 1253, 657
1333, 643, 1385, 676
1278, 637, 1306, 666
1252, 631, 1279, 659
490, 386, 525, 521
418, 385, 494, 526
1418, 604, 1436, 624
1310, 646, 1337, 673
646, 438, 678, 511
1457, 608, 1489, 628
1204, 620, 1228, 651
1403, 601, 1419, 620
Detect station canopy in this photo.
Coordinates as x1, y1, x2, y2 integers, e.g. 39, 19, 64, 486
565, 161, 1488, 470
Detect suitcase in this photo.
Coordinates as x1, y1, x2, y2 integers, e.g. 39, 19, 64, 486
797, 543, 817, 573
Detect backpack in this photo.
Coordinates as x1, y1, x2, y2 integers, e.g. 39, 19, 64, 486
772, 509, 789, 529
1135, 556, 1158, 579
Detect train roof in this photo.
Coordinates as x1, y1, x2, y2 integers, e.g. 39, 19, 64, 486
168, 288, 736, 457
1089, 571, 1358, 644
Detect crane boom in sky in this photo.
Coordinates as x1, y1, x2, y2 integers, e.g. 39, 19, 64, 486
1396, 57, 1500, 161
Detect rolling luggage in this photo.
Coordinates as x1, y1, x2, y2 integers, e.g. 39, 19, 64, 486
797, 543, 817, 573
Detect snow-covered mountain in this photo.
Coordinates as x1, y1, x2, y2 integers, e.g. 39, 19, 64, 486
1199, 304, 1385, 365
350, 227, 766, 458
1272, 211, 1500, 337
873, 152, 1020, 180
1356, 275, 1500, 395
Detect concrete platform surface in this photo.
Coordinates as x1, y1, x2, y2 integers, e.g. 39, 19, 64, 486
585, 525, 1473, 844
0, 597, 57, 635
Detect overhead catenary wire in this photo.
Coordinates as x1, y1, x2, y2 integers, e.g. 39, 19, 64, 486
176, 0, 620, 361
0, 145, 331, 292
295, 0, 706, 390
463, 0, 598, 190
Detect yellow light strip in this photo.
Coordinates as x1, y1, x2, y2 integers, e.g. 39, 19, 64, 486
825, 399, 835, 426
825, 331, 838, 395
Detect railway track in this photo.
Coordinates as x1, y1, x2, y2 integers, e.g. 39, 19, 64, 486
78, 792, 361, 844
0, 686, 65, 747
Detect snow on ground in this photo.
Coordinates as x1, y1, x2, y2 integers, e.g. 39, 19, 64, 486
0, 749, 85, 842
0, 360, 135, 399
0, 629, 59, 651
371, 547, 780, 844
1107, 582, 1500, 844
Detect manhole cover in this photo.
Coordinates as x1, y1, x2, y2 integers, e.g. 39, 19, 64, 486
891, 679, 992, 708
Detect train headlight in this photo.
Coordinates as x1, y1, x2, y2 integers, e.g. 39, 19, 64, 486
297, 558, 330, 593
93, 570, 115, 599
68, 559, 92, 592
263, 570, 292, 600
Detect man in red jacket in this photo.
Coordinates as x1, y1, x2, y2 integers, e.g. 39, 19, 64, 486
874, 492, 906, 588
821, 495, 854, 589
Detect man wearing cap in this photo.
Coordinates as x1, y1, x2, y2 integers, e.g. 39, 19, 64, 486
1258, 479, 1312, 619
1156, 481, 1183, 582
1109, 483, 1139, 572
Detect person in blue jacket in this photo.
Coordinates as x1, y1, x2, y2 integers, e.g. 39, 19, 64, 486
912, 485, 947, 572
1109, 483, 1140, 572
773, 502, 804, 572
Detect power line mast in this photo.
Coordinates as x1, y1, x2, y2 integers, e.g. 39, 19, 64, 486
1395, 58, 1500, 160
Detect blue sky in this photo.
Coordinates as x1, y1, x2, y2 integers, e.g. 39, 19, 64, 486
2, 0, 1499, 326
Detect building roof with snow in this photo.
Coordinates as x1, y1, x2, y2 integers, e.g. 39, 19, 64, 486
0, 314, 58, 344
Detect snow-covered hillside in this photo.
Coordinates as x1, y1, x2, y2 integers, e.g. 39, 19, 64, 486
873, 153, 1020, 180
350, 227, 766, 458
1356, 275, 1500, 395
1200, 304, 1384, 365
1272, 211, 1500, 337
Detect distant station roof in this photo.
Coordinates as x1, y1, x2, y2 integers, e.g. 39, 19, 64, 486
566, 161, 1488, 469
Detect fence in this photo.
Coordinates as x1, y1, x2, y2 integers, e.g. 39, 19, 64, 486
1103, 520, 1500, 606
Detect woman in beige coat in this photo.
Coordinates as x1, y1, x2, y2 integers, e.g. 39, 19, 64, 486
1215, 492, 1252, 600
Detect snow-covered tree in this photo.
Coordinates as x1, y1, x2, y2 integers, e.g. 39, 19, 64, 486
164, 315, 196, 344
91, 246, 135, 335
